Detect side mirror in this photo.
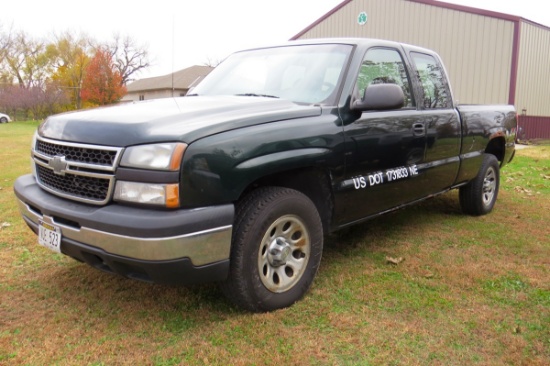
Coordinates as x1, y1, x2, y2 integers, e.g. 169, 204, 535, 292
352, 83, 405, 111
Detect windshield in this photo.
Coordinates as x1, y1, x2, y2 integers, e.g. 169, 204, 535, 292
190, 44, 352, 105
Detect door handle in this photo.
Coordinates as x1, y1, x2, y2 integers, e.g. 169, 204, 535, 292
413, 123, 425, 136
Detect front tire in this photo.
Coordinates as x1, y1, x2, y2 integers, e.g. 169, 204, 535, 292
221, 187, 323, 312
0, 117, 7, 123
459, 154, 500, 216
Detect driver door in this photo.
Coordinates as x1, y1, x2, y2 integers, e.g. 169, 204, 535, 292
337, 47, 429, 225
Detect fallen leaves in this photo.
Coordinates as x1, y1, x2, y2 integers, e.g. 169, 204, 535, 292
514, 186, 541, 196
423, 271, 435, 279
385, 256, 404, 265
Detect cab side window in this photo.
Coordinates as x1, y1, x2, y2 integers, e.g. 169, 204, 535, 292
411, 52, 451, 109
356, 48, 414, 108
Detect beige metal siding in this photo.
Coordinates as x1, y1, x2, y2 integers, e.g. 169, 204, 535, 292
297, 0, 515, 105
515, 21, 550, 116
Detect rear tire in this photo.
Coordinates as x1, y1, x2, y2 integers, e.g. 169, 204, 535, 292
0, 117, 7, 123
221, 187, 323, 312
459, 154, 500, 216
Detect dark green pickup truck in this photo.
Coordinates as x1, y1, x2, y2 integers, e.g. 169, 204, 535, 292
14, 38, 516, 311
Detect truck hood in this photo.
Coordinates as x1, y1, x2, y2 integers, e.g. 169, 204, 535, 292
38, 96, 322, 146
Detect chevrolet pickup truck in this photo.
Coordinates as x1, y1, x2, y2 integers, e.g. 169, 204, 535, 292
14, 38, 516, 312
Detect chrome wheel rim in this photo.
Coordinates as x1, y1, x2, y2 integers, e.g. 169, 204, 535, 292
258, 215, 310, 293
482, 167, 497, 206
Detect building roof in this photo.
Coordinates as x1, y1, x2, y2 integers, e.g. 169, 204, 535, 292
127, 65, 214, 93
291, 0, 550, 40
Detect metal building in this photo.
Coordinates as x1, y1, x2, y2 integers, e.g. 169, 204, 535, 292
292, 0, 550, 140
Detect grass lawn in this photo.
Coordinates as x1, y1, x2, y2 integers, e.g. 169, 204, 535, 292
1, 121, 548, 365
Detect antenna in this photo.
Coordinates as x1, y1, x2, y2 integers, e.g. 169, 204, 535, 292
171, 13, 175, 97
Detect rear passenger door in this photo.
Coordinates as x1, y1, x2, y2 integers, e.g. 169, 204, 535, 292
409, 52, 461, 192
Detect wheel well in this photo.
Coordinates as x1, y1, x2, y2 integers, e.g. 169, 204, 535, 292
239, 168, 334, 234
485, 137, 505, 163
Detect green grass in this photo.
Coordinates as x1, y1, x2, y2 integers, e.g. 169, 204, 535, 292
504, 156, 550, 197
1, 121, 549, 365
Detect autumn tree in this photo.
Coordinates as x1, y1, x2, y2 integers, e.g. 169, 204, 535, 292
0, 27, 70, 119
0, 23, 11, 68
81, 48, 126, 105
2, 30, 51, 88
48, 32, 91, 109
0, 27, 149, 116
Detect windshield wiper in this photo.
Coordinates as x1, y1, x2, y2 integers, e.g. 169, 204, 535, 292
186, 93, 199, 96
235, 93, 279, 99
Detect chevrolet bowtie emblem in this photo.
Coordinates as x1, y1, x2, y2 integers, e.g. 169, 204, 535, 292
49, 155, 68, 176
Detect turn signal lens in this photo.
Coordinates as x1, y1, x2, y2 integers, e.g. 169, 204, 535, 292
114, 181, 180, 208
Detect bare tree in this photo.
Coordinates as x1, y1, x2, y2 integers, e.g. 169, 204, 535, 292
107, 33, 150, 85
0, 82, 69, 120
203, 56, 223, 68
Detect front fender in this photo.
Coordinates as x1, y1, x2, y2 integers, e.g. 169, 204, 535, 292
180, 114, 345, 207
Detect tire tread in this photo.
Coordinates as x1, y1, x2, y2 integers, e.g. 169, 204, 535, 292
459, 154, 500, 216
221, 187, 322, 312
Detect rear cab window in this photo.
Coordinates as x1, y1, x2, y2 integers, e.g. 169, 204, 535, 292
410, 52, 452, 109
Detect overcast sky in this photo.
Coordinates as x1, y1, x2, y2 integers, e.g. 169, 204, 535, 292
1, 0, 547, 80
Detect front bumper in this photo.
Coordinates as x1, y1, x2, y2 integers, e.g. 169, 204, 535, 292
14, 174, 234, 285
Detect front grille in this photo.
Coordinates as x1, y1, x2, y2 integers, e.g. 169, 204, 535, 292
33, 137, 122, 205
36, 165, 110, 202
36, 140, 118, 166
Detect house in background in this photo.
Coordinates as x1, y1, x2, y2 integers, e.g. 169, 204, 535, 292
122, 65, 213, 102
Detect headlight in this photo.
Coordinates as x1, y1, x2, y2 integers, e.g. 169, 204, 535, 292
120, 143, 186, 171
114, 181, 180, 208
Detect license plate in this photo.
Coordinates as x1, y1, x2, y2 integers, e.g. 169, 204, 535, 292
38, 220, 62, 253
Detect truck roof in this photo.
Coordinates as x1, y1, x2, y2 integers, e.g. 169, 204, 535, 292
239, 37, 438, 56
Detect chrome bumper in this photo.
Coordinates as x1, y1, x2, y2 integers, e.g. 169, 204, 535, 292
17, 198, 232, 267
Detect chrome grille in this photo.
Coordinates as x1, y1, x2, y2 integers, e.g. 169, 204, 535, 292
36, 165, 110, 202
33, 136, 122, 205
36, 139, 118, 167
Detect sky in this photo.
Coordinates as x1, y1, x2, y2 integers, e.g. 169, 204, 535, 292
1, 0, 547, 81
